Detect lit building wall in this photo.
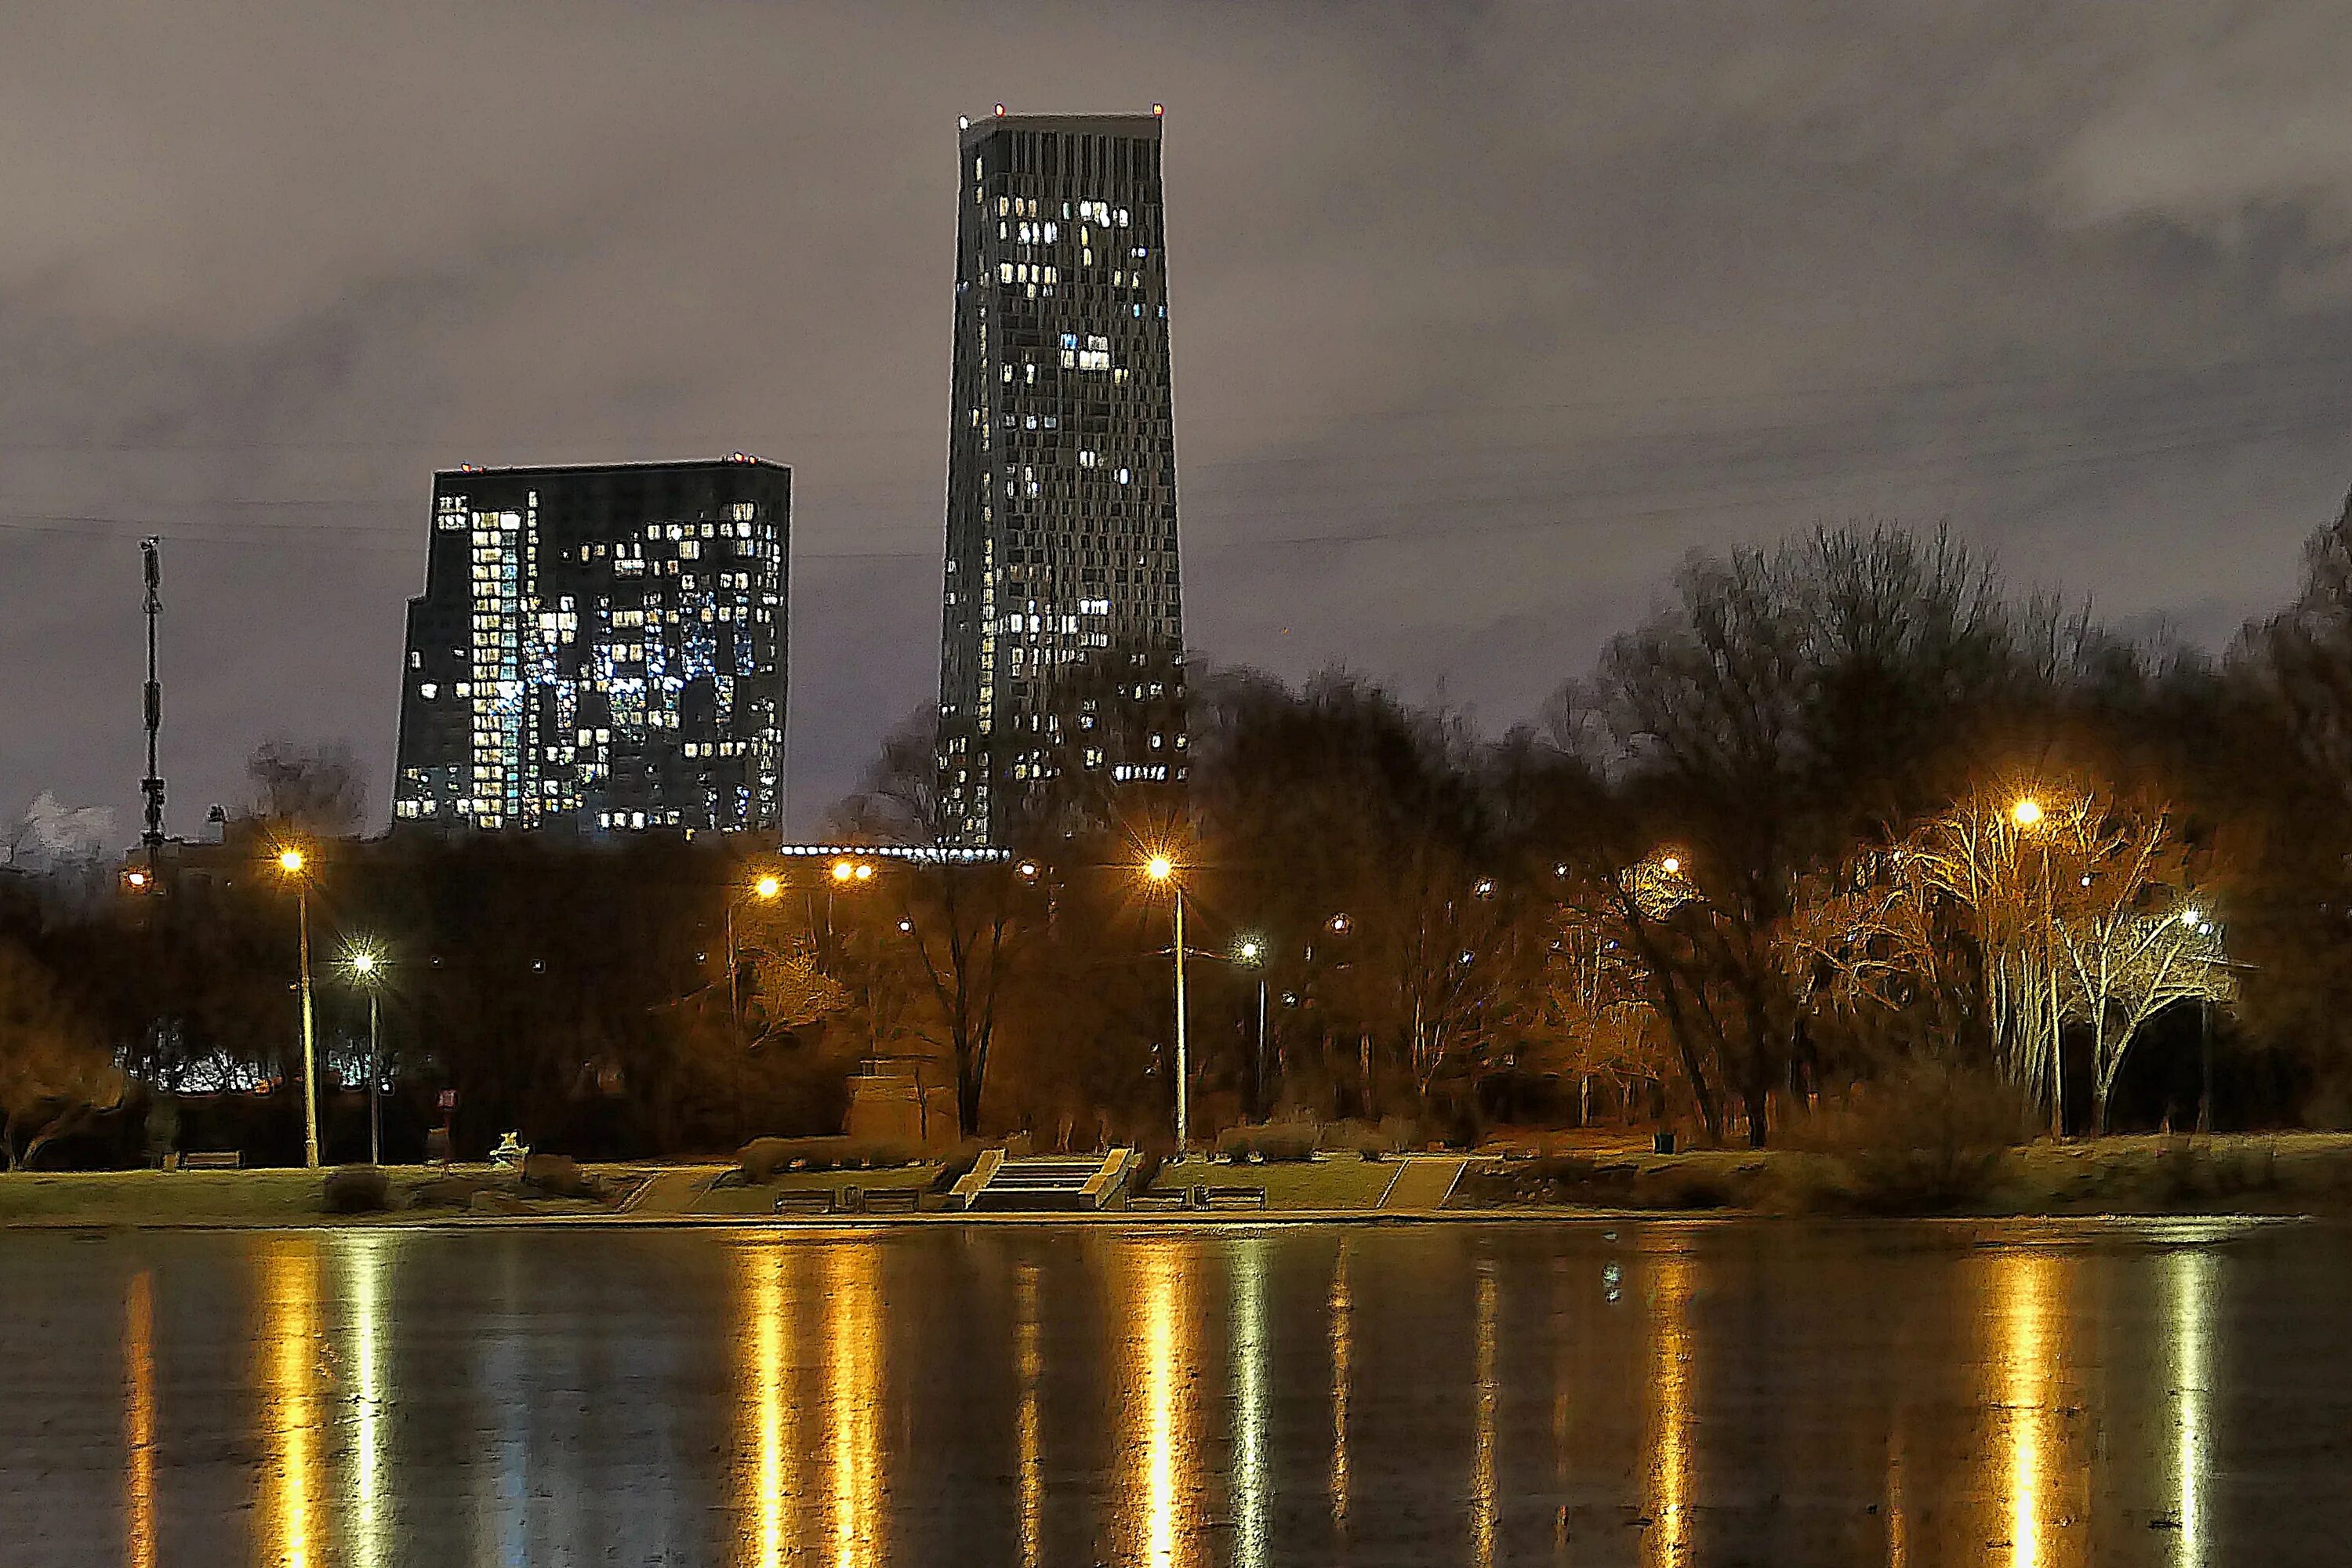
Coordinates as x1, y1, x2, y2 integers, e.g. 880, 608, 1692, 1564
937, 109, 1186, 845
393, 458, 790, 835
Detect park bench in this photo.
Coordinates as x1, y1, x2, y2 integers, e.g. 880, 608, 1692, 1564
1194, 1184, 1269, 1210
1123, 1189, 1187, 1212
773, 1189, 836, 1216
180, 1151, 242, 1170
861, 1186, 923, 1214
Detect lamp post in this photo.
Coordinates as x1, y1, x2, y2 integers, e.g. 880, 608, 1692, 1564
1237, 938, 1268, 1120
1145, 854, 1188, 1148
276, 847, 320, 1169
728, 873, 784, 1044
346, 946, 385, 1165
2010, 797, 2063, 1136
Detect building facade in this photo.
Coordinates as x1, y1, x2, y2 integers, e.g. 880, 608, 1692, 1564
936, 109, 1186, 845
392, 458, 789, 835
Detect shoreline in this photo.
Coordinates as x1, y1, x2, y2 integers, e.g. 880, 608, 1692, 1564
9, 1134, 2352, 1232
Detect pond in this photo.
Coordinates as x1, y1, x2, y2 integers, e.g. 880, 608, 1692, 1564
1, 1218, 2343, 1565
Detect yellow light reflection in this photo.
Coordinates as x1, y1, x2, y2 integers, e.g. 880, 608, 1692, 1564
738, 1243, 800, 1568
1991, 1249, 2079, 1568
343, 1236, 390, 1568
826, 1243, 885, 1568
1329, 1241, 1352, 1537
1472, 1261, 1499, 1568
260, 1237, 322, 1568
1231, 1238, 1269, 1568
1886, 1417, 1909, 1568
1127, 1241, 1199, 1568
2169, 1249, 2214, 1566
125, 1270, 155, 1568
1646, 1250, 1693, 1568
1551, 1258, 1572, 1561
1015, 1261, 1044, 1568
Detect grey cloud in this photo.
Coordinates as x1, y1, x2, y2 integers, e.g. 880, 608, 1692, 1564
5, 0, 2351, 839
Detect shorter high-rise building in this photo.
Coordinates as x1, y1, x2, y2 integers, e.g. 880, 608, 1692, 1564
392, 458, 789, 835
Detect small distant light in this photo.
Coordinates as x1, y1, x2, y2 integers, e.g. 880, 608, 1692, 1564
753, 874, 782, 900
1018, 859, 1038, 878
898, 918, 913, 933
125, 869, 147, 889
994, 103, 1006, 117
1152, 103, 1164, 116
958, 115, 970, 129
1660, 856, 1681, 876
853, 862, 874, 882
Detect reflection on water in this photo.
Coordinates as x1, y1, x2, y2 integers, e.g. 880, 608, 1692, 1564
739, 1242, 797, 1568
1329, 1240, 1352, 1537
342, 1236, 391, 1568
1647, 1249, 1694, 1567
1231, 1237, 1270, 1568
826, 1243, 885, 1568
2170, 1250, 2216, 1568
1992, 1250, 2077, 1568
24, 1221, 2343, 1567
258, 1238, 321, 1568
1471, 1261, 1498, 1568
1127, 1240, 1199, 1568
122, 1271, 154, 1568
1014, 1260, 1044, 1568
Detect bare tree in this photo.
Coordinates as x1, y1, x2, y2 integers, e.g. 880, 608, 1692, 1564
247, 739, 367, 837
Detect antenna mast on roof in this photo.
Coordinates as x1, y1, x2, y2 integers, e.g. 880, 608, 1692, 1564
140, 538, 165, 857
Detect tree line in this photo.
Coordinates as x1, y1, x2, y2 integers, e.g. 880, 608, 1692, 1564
5, 503, 2352, 1163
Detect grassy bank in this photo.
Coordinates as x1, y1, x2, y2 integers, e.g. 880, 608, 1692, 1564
0, 1165, 649, 1227
12, 1135, 2352, 1226
1454, 1132, 2352, 1216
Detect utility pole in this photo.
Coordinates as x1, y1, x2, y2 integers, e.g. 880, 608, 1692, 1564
139, 539, 165, 864
367, 985, 383, 1166
297, 879, 319, 1169
1172, 884, 1189, 1149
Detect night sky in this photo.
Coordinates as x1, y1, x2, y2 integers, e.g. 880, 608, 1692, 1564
7, 2, 2352, 844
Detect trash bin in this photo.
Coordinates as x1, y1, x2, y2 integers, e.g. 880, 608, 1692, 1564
1653, 1131, 1676, 1155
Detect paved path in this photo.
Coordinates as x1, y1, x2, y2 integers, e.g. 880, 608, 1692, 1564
1378, 1156, 1467, 1210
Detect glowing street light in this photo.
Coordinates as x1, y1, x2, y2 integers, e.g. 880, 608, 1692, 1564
274, 845, 321, 1169
344, 943, 387, 1165
2011, 797, 2044, 829
1237, 935, 1269, 1118
1143, 851, 1189, 1147
728, 872, 786, 1044
1659, 855, 1682, 876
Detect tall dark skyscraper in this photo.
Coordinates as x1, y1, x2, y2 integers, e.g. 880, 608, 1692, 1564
936, 109, 1186, 845
392, 458, 790, 835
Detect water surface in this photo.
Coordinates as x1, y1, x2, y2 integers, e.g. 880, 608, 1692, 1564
2, 1219, 2345, 1565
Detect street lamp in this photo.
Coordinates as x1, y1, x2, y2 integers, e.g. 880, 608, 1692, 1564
1237, 936, 1268, 1119
2008, 794, 2061, 1133
274, 847, 321, 1169
345, 945, 386, 1165
1145, 852, 1189, 1148
728, 872, 785, 1043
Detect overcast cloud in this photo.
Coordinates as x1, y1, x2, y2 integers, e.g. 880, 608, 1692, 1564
5, 0, 2351, 837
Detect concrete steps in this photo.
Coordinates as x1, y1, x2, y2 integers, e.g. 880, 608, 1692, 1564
951, 1149, 1135, 1211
